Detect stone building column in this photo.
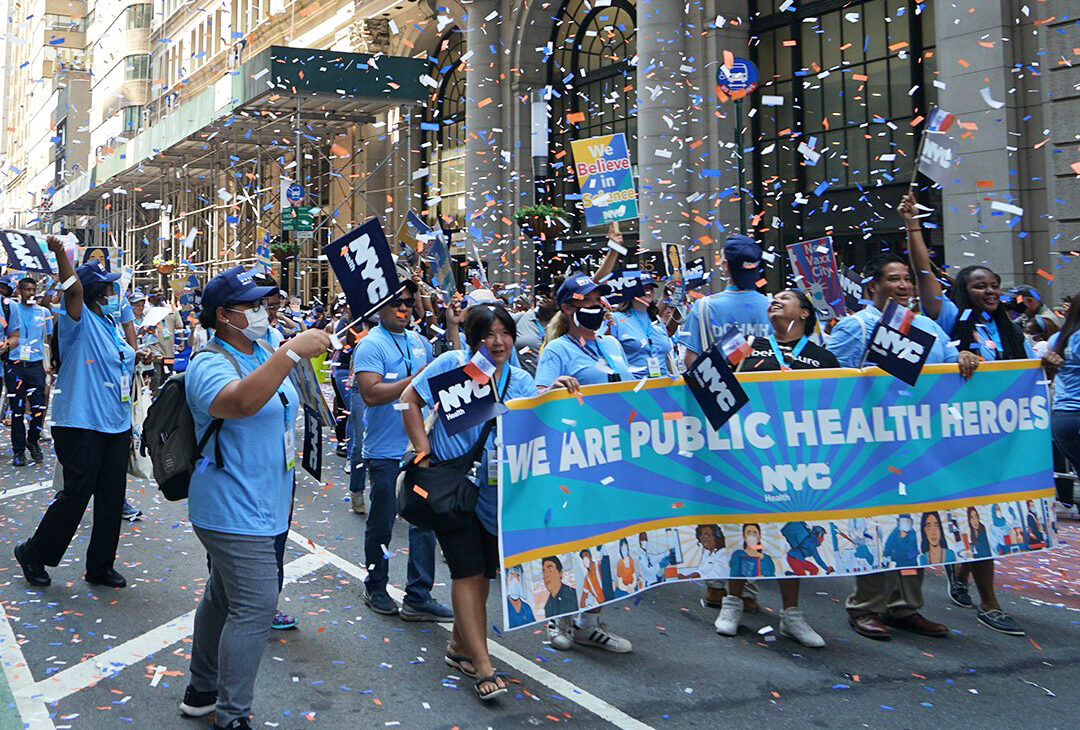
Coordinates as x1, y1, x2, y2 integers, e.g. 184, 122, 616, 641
635, 0, 691, 252
463, 0, 506, 273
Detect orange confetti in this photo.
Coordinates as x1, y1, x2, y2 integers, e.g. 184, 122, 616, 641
887, 466, 902, 474
559, 485, 570, 495
672, 502, 684, 509
566, 111, 585, 124
723, 50, 734, 68
662, 412, 683, 421
976, 180, 995, 189
1037, 269, 1054, 282
957, 59, 970, 68
771, 691, 781, 698
477, 97, 493, 108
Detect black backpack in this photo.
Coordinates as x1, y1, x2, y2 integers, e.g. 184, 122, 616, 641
141, 342, 242, 500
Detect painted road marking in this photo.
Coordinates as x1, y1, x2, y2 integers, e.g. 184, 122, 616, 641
0, 599, 55, 730
285, 530, 654, 730
0, 481, 53, 500
20, 553, 324, 705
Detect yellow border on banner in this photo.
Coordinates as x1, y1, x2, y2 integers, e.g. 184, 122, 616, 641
505, 359, 1042, 409
501, 488, 1054, 567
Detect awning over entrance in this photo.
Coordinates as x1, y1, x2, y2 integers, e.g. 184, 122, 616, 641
50, 45, 428, 214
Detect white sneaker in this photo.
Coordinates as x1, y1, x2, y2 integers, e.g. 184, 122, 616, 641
350, 492, 366, 515
546, 617, 574, 651
1055, 501, 1079, 521
780, 607, 825, 648
714, 594, 743, 636
572, 620, 633, 653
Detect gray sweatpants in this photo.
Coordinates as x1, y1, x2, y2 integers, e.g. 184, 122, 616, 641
845, 569, 924, 619
189, 526, 279, 726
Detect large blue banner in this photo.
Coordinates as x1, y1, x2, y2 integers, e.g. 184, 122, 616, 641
497, 362, 1055, 630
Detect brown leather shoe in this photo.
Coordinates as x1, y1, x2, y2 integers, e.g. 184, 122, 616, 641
849, 613, 891, 641
703, 586, 727, 609
882, 612, 949, 637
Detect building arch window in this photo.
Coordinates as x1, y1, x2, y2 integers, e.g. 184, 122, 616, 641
424, 28, 467, 238
546, 0, 637, 249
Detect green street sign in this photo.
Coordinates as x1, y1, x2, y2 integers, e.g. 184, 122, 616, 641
282, 206, 315, 231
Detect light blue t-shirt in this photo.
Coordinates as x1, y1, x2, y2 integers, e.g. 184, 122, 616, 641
933, 298, 1034, 361
263, 326, 284, 350
608, 310, 674, 377
353, 325, 433, 460
120, 295, 134, 324
186, 337, 298, 537
535, 334, 633, 389
677, 289, 771, 354
826, 304, 958, 368
51, 308, 136, 433
9, 302, 53, 363
1049, 331, 1080, 411
411, 350, 538, 534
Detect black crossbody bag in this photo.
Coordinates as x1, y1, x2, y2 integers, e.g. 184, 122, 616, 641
396, 370, 509, 531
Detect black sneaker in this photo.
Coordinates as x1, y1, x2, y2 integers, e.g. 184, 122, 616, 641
362, 586, 400, 616
213, 719, 251, 730
179, 685, 217, 717
27, 443, 43, 463
977, 609, 1026, 636
945, 564, 974, 608
12, 452, 27, 467
85, 568, 127, 588
400, 599, 454, 622
14, 542, 50, 587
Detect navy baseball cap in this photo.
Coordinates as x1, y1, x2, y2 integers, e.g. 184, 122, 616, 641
201, 266, 276, 312
556, 272, 611, 306
723, 235, 763, 289
76, 261, 121, 289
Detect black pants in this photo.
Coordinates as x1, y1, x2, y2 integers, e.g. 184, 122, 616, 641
5, 360, 46, 454
25, 427, 131, 575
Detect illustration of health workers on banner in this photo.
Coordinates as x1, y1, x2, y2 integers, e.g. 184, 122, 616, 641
570, 133, 638, 227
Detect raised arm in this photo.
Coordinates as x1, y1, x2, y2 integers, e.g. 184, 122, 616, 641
46, 236, 82, 321
592, 222, 623, 284
899, 194, 943, 319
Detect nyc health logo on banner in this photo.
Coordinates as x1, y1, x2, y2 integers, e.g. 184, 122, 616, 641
570, 133, 638, 227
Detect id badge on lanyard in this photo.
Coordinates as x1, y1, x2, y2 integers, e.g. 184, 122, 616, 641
487, 447, 500, 488
18, 344, 31, 362
646, 356, 662, 378
280, 391, 295, 471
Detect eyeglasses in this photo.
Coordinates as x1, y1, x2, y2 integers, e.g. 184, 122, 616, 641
226, 303, 265, 314
389, 297, 416, 309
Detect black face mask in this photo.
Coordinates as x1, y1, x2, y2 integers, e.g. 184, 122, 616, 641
573, 306, 605, 331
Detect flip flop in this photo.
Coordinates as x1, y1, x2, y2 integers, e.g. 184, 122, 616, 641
474, 674, 508, 702
444, 652, 476, 678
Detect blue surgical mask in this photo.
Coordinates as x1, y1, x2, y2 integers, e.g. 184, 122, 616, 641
102, 294, 121, 317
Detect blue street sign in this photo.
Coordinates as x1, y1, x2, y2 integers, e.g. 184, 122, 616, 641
286, 184, 304, 203
716, 58, 759, 94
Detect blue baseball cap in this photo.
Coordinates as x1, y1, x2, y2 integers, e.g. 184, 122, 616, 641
76, 261, 121, 289
129, 289, 147, 303
556, 273, 611, 306
201, 266, 276, 313
723, 235, 763, 289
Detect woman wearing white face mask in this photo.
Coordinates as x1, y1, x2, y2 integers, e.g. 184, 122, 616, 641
178, 266, 330, 730
535, 274, 634, 654
15, 245, 137, 590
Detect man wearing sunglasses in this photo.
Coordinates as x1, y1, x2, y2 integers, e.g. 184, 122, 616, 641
353, 279, 452, 622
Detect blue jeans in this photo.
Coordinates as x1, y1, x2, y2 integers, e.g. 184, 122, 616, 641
1051, 410, 1080, 504
348, 391, 366, 494
363, 458, 435, 605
